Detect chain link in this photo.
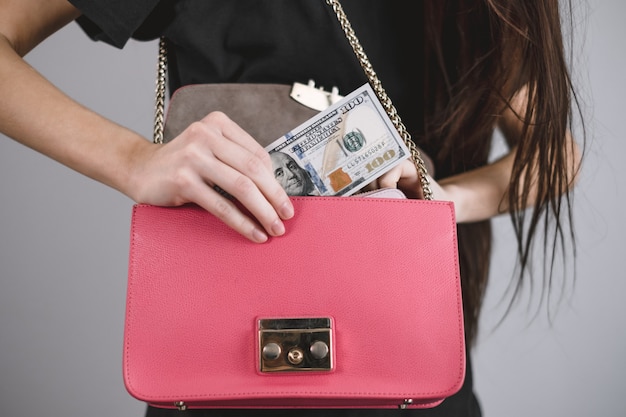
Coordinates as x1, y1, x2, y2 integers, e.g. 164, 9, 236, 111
152, 1, 433, 199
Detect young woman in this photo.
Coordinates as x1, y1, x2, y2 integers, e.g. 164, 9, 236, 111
0, 1, 582, 416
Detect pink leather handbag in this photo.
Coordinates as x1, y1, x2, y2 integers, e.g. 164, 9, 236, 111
124, 192, 465, 411
123, 0, 464, 410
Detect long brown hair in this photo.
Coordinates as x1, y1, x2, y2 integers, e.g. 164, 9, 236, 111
421, 0, 584, 344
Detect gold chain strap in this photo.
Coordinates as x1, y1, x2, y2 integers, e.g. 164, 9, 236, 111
152, 0, 433, 199
324, 0, 433, 199
152, 37, 168, 145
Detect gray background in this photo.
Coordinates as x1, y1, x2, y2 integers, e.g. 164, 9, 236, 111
0, 1, 623, 416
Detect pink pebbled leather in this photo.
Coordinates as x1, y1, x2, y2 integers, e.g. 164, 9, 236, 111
124, 196, 465, 409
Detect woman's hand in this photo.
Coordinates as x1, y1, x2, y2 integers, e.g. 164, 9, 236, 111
374, 143, 579, 224
370, 153, 514, 223
364, 147, 437, 200
372, 84, 581, 223
366, 158, 426, 200
127, 112, 295, 243
1, 1, 294, 244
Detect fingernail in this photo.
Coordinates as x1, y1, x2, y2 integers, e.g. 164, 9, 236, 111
252, 228, 268, 243
280, 201, 294, 219
271, 219, 285, 236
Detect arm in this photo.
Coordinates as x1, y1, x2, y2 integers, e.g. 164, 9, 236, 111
376, 86, 581, 222
0, 0, 294, 242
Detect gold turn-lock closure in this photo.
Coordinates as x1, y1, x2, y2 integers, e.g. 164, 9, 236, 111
259, 318, 333, 372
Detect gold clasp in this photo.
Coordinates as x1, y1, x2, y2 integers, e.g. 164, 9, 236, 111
259, 318, 333, 372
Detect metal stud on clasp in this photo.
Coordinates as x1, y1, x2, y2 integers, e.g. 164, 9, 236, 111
287, 347, 305, 365
262, 342, 282, 361
310, 340, 330, 360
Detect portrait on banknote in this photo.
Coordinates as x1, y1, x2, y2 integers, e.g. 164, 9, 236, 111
269, 150, 319, 196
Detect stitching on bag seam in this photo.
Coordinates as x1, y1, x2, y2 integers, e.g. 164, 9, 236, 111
124, 205, 138, 393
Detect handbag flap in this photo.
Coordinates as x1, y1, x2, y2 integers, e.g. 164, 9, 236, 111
163, 84, 319, 145
124, 197, 465, 409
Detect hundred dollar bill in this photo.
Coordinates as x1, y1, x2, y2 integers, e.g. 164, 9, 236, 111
266, 83, 410, 196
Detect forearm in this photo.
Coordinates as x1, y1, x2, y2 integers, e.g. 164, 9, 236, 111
0, 35, 151, 198
436, 151, 515, 223
434, 79, 582, 223
437, 133, 581, 223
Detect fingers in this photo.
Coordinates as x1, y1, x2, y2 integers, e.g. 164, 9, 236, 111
165, 112, 294, 242
377, 164, 403, 190
185, 177, 272, 243
202, 112, 274, 172
368, 158, 427, 200
195, 147, 292, 238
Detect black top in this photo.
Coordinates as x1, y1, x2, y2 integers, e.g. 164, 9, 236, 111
70, 0, 423, 138
68, 1, 480, 416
